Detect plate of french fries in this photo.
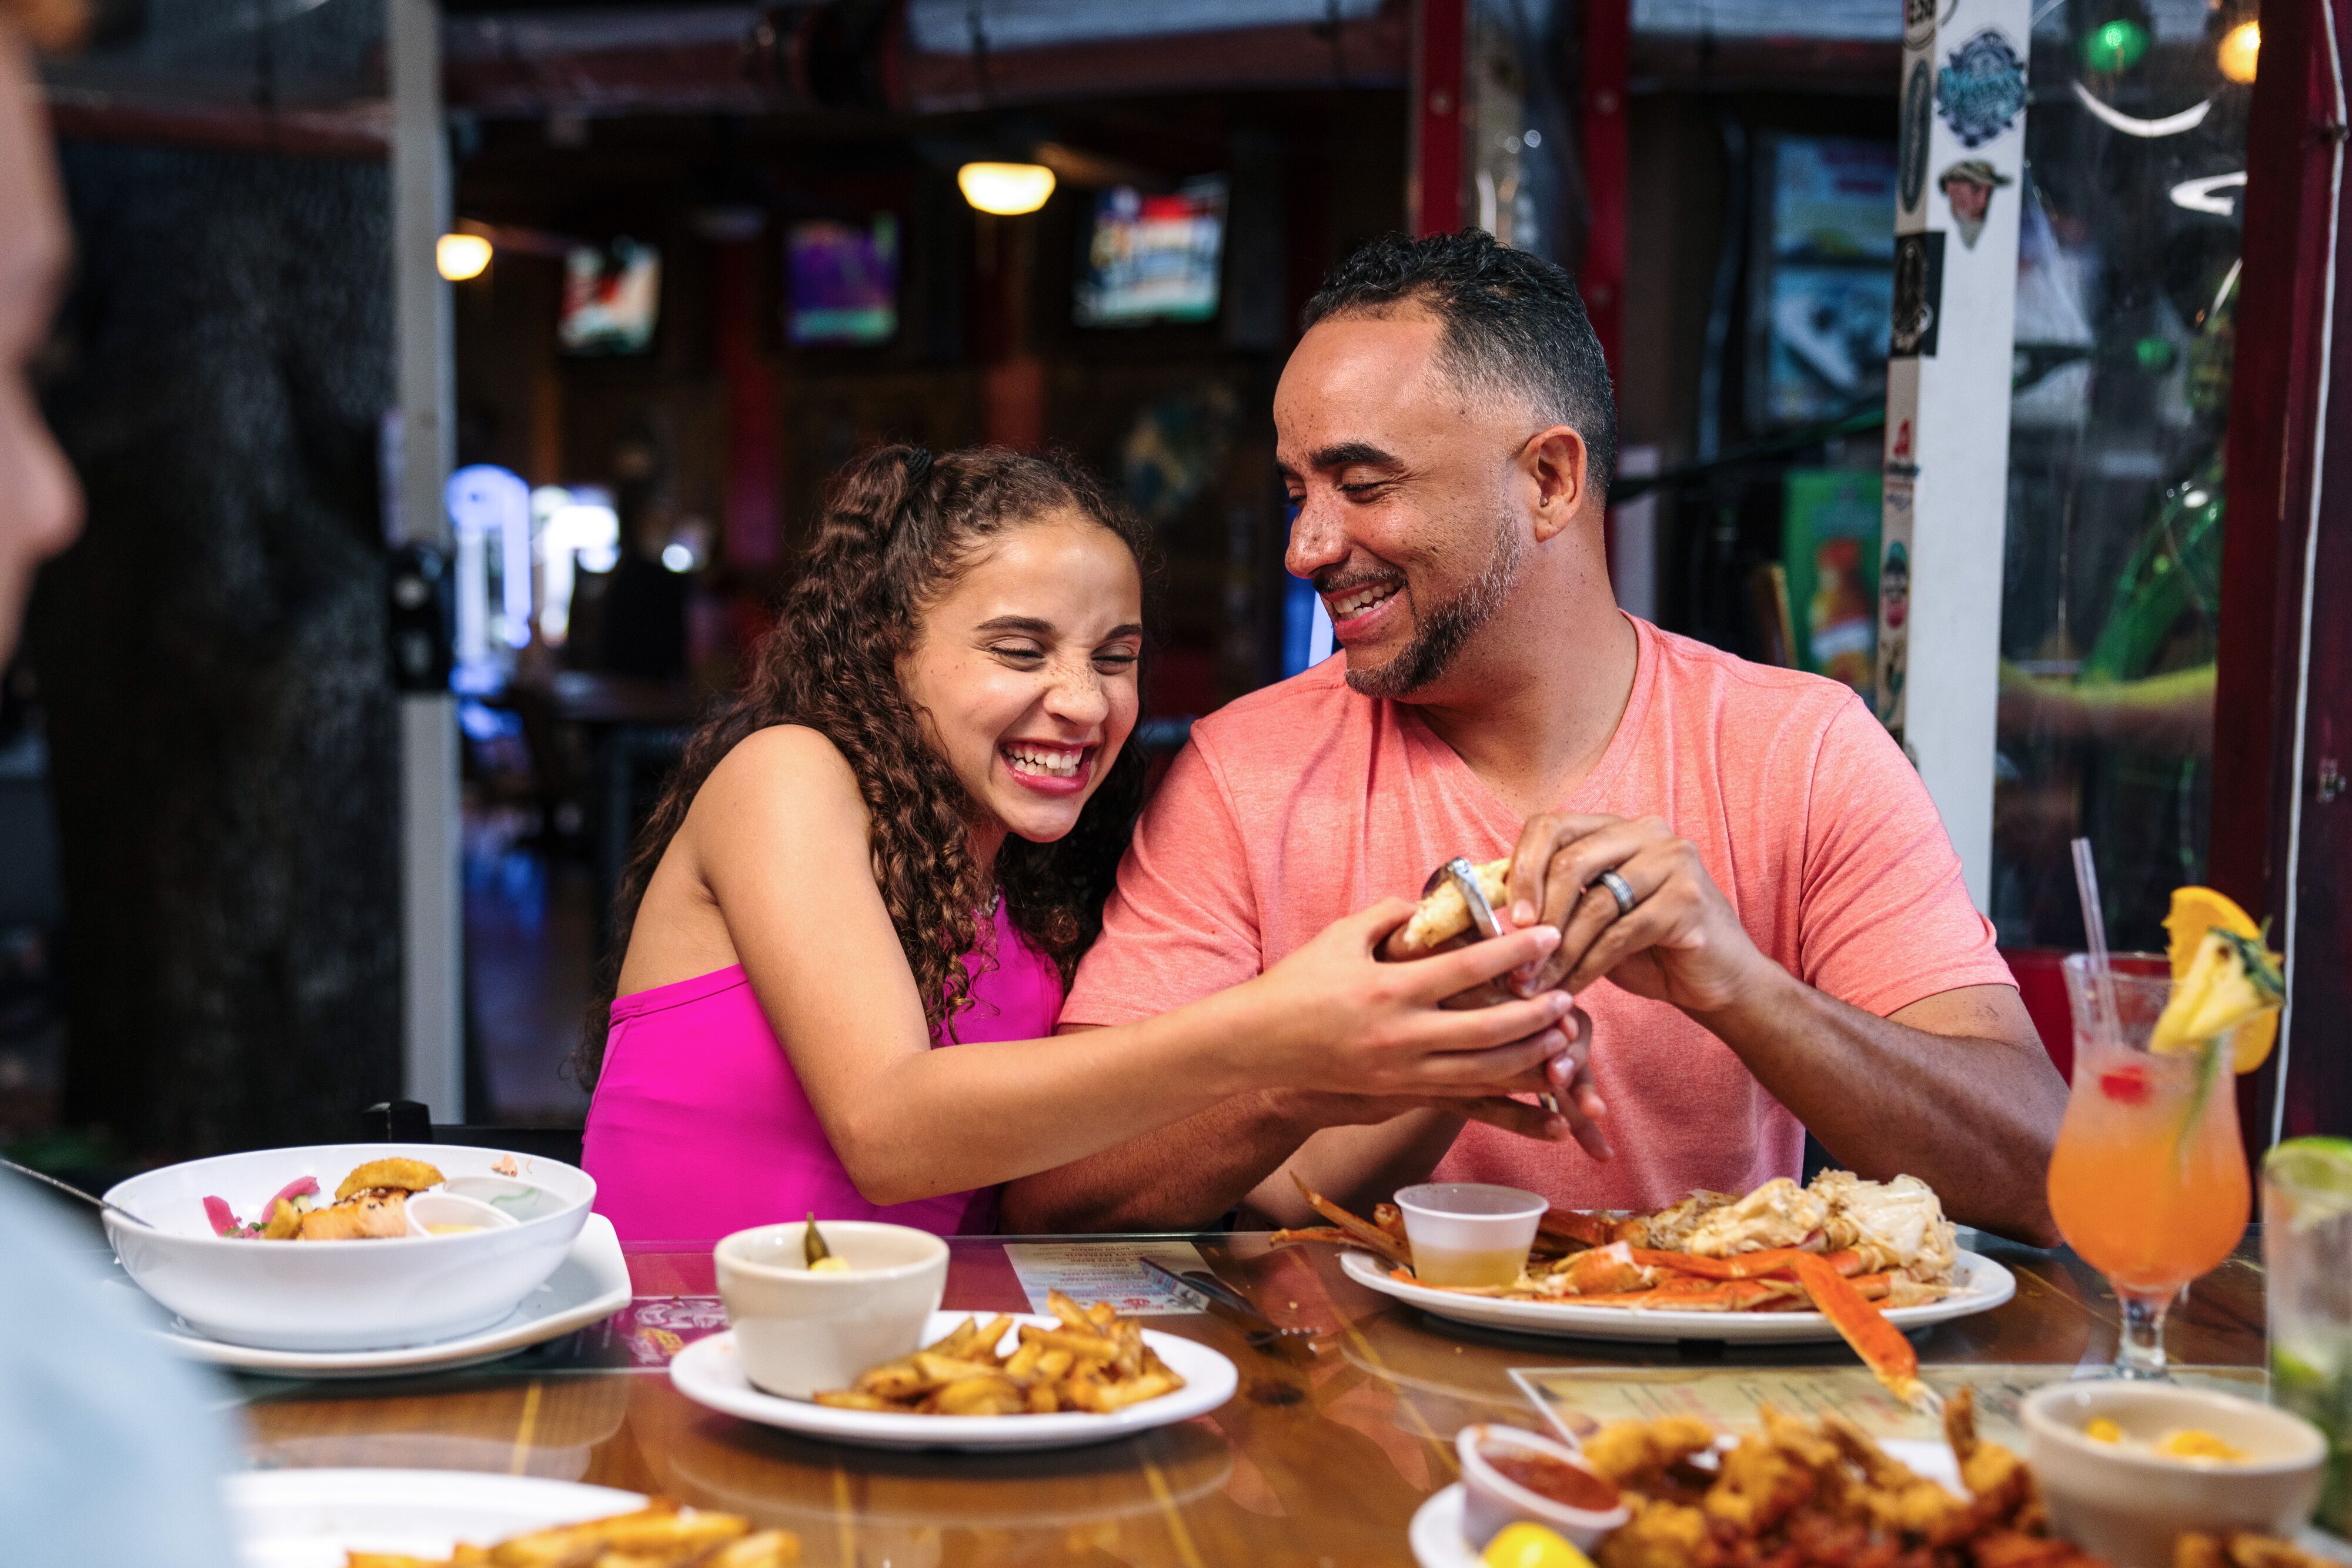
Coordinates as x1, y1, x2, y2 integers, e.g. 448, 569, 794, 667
225, 1470, 793, 1568
668, 1292, 1237, 1452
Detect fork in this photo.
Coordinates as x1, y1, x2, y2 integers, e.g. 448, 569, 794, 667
1140, 1258, 1324, 1359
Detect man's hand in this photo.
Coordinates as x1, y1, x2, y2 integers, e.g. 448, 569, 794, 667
1271, 993, 1612, 1160
1501, 812, 1778, 1011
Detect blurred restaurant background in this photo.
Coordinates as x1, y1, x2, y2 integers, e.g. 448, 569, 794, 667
2, 0, 2342, 1180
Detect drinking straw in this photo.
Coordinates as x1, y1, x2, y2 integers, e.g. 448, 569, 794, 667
2070, 836, 2125, 1047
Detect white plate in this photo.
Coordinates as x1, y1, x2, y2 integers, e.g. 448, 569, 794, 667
670, 1311, 1238, 1452
1344, 1248, 2015, 1342
1408, 1442, 1963, 1566
228, 1468, 648, 1568
126, 1213, 629, 1378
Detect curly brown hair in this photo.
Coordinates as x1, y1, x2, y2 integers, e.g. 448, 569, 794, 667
573, 444, 1153, 1089
1, 0, 88, 52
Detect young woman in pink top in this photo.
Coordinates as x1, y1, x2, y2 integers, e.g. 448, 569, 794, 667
577, 444, 1580, 1241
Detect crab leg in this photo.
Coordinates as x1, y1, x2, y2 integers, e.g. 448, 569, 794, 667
1625, 1247, 1866, 1280
1288, 1172, 1413, 1269
1788, 1250, 1927, 1406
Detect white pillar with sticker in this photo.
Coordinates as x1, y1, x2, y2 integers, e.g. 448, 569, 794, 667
1876, 0, 2030, 912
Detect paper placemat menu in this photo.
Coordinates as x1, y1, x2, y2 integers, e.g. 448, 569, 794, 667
1509, 1365, 2269, 1447
1001, 1240, 1212, 1316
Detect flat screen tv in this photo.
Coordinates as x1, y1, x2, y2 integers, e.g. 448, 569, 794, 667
787, 213, 900, 347
1075, 176, 1228, 328
1746, 135, 1898, 427
557, 238, 661, 356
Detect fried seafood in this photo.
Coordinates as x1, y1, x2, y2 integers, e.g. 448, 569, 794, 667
812, 1292, 1184, 1417
342, 1499, 796, 1566
204, 1159, 451, 1241
2176, 1534, 2341, 1568
1590, 1392, 2107, 1568
335, 1158, 445, 1201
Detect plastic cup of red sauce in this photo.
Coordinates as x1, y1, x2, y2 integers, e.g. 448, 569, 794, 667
1457, 1423, 1632, 1550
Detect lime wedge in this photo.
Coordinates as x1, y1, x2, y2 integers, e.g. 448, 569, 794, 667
2266, 1138, 2352, 1210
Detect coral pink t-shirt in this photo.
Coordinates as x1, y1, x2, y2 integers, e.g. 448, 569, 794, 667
1061, 615, 2014, 1210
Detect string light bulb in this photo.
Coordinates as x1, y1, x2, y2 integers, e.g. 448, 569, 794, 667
2217, 19, 2260, 83
957, 162, 1057, 216
436, 233, 492, 281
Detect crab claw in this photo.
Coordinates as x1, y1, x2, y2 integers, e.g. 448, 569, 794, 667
1788, 1249, 1929, 1406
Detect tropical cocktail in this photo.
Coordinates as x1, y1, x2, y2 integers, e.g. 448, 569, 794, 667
2045, 888, 2283, 1378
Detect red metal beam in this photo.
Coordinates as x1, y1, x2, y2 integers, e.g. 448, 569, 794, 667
2215, 0, 2346, 1148
713, 239, 781, 570
1409, 0, 1466, 235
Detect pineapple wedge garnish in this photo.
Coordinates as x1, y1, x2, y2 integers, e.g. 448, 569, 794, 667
2150, 927, 2285, 1055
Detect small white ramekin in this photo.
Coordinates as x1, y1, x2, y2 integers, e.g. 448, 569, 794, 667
1456, 1422, 1632, 1550
714, 1221, 948, 1399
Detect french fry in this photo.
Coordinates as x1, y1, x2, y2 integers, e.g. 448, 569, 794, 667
706, 1532, 801, 1568
925, 1374, 1025, 1416
813, 1300, 1184, 1418
1015, 1325, 1122, 1361
811, 1390, 894, 1411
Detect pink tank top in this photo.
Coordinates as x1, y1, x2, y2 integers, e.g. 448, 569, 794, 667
582, 901, 1064, 1242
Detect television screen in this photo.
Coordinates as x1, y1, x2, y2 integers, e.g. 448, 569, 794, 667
787, 214, 900, 347
1748, 135, 1898, 426
1075, 176, 1228, 327
558, 238, 661, 356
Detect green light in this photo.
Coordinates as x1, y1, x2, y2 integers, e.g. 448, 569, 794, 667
2134, 336, 2176, 372
2080, 17, 2150, 71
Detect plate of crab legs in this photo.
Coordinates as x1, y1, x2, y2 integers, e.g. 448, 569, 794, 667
1275, 1178, 2014, 1406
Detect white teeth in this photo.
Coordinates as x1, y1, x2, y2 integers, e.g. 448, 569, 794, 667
1328, 581, 1400, 618
1003, 745, 1084, 778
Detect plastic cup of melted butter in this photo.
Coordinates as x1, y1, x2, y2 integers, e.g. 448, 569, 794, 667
1395, 1183, 1548, 1288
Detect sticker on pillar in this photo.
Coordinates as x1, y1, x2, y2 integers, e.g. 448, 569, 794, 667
1889, 233, 1945, 358
1938, 160, 2014, 248
1936, 29, 2028, 149
1903, 0, 1937, 50
1899, 59, 1933, 215
1875, 540, 1910, 733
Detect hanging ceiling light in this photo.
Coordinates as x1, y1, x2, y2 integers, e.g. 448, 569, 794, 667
957, 162, 1057, 216
436, 233, 493, 281
2217, 19, 2260, 83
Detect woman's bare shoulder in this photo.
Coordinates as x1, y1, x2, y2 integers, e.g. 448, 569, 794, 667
690, 723, 868, 834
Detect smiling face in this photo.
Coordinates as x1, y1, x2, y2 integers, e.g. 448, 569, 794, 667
1275, 306, 1545, 701
898, 508, 1144, 850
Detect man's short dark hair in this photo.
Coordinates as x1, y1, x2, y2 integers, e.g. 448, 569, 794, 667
1302, 229, 1617, 494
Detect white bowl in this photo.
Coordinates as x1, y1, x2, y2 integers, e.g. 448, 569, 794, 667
104, 1143, 594, 1352
2023, 1383, 2326, 1568
714, 1221, 948, 1399
1455, 1422, 1631, 1550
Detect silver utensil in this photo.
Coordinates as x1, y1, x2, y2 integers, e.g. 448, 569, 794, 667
1421, 857, 1562, 1115
1140, 1257, 1322, 1359
0, 1155, 155, 1228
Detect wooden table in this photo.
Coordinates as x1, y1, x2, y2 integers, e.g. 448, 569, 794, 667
232, 1231, 2266, 1567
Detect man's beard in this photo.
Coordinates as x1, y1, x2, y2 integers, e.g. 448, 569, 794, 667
1344, 519, 1524, 700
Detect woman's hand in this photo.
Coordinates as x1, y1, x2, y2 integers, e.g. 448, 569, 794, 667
1243, 898, 1585, 1103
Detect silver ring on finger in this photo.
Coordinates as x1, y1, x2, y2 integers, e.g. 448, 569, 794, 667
1596, 868, 1638, 918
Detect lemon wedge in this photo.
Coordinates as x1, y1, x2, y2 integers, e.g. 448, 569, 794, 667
2084, 1417, 2123, 1443
2160, 887, 2280, 1072
1484, 1523, 1593, 1568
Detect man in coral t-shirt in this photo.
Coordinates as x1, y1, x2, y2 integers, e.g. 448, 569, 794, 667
1000, 232, 2066, 1242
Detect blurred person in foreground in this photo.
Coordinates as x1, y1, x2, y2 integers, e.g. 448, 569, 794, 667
1005, 231, 2068, 1243
0, 3, 244, 1563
